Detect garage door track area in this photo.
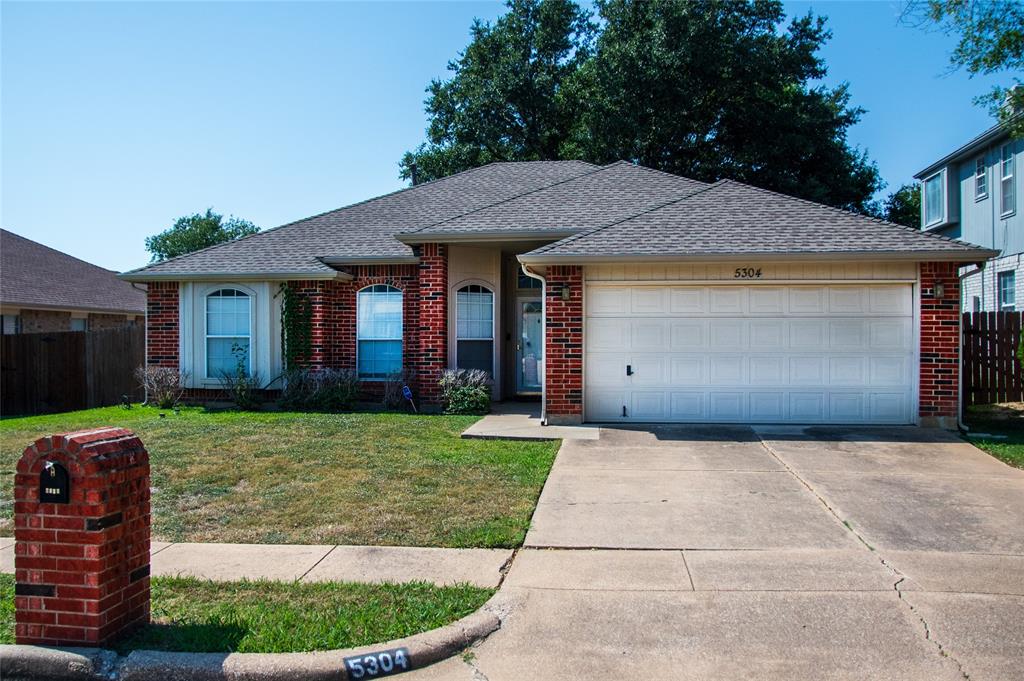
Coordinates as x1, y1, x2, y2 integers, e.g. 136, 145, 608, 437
414, 425, 1024, 680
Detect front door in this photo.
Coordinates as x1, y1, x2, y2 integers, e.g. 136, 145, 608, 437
516, 299, 543, 394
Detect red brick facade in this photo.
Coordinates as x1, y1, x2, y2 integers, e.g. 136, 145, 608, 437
145, 281, 179, 368
416, 244, 448, 404
14, 428, 150, 646
919, 261, 961, 426
544, 266, 584, 424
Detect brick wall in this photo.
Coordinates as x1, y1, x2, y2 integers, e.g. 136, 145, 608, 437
545, 266, 584, 424
87, 312, 136, 331
19, 309, 72, 333
146, 282, 179, 368
14, 428, 150, 646
919, 262, 961, 427
416, 244, 448, 404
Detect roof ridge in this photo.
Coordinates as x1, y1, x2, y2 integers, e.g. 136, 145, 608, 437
120, 162, 509, 276
531, 180, 727, 255
713, 179, 972, 248
398, 162, 614, 235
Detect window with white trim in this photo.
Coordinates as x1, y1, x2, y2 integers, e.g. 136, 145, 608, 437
206, 289, 251, 377
456, 284, 494, 375
923, 171, 945, 226
1, 314, 19, 335
1001, 144, 1016, 216
998, 271, 1016, 312
975, 157, 987, 200
357, 285, 403, 379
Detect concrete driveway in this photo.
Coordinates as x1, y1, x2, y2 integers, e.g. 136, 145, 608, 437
412, 425, 1024, 680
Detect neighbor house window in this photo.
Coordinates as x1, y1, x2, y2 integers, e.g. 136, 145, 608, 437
1001, 144, 1016, 216
972, 296, 981, 313
70, 318, 87, 332
456, 284, 494, 375
975, 157, 987, 200
923, 171, 945, 226
1, 314, 19, 335
357, 284, 403, 379
206, 289, 251, 377
998, 271, 1016, 311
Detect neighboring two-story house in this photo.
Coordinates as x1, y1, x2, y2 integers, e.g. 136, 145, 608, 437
915, 122, 1021, 312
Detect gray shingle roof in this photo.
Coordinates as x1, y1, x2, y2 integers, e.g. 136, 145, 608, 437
402, 161, 707, 237
1, 229, 146, 314
523, 180, 996, 262
121, 161, 597, 279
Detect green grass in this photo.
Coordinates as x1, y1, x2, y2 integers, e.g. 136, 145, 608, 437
0, 406, 558, 547
964, 407, 1024, 469
0, 573, 491, 653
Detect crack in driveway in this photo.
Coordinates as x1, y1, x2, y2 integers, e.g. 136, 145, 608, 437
754, 430, 971, 679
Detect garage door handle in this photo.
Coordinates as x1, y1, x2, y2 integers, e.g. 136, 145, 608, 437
626, 365, 633, 376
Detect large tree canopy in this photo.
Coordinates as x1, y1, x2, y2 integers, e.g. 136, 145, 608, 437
402, 0, 882, 213
146, 209, 259, 262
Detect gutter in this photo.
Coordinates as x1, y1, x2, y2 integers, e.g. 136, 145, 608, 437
518, 250, 1000, 265
520, 263, 548, 426
118, 271, 352, 283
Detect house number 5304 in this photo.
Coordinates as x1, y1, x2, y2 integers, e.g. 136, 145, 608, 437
734, 267, 763, 279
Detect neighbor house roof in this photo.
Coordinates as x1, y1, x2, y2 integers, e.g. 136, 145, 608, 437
0, 229, 146, 314
520, 180, 998, 263
120, 160, 994, 282
120, 161, 598, 281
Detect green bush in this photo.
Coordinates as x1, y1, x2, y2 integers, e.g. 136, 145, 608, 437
279, 368, 360, 411
439, 369, 491, 415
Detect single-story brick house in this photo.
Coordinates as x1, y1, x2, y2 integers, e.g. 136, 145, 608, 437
1, 228, 146, 334
121, 161, 995, 427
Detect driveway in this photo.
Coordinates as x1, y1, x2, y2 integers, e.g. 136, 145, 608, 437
412, 425, 1024, 680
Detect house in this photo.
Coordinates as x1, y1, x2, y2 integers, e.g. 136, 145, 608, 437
914, 122, 1021, 312
1, 229, 146, 334
120, 161, 995, 427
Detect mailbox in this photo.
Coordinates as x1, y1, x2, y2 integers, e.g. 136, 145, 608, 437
38, 461, 69, 504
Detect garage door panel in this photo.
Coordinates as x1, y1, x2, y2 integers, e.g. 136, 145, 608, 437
585, 284, 914, 424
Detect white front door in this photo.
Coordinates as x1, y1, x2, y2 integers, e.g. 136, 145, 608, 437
584, 284, 915, 424
517, 299, 543, 394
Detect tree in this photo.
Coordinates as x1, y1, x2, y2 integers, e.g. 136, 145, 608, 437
401, 0, 881, 213
882, 183, 921, 228
904, 0, 1024, 137
399, 0, 595, 182
145, 209, 259, 262
569, 0, 881, 213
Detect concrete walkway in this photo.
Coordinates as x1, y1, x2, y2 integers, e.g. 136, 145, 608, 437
409, 424, 1024, 681
0, 540, 510, 588
462, 402, 600, 441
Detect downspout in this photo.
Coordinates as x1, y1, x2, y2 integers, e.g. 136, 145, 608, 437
958, 265, 984, 433
520, 263, 548, 426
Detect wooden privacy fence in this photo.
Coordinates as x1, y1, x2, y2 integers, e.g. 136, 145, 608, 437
962, 311, 1024, 407
1, 326, 144, 416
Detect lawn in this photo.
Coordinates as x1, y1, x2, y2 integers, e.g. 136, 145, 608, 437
0, 573, 491, 652
0, 406, 559, 547
964, 404, 1024, 469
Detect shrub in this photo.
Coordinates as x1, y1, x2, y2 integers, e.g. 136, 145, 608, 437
135, 366, 187, 409
439, 369, 491, 415
218, 343, 262, 410
382, 369, 417, 411
279, 367, 360, 411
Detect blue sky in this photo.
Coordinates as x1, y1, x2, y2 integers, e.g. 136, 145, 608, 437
1, 1, 1005, 272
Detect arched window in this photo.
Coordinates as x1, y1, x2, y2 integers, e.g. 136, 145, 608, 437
358, 284, 403, 379
456, 284, 494, 375
206, 289, 251, 377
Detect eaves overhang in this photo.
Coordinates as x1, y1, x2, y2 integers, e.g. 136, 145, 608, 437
517, 249, 1000, 266
117, 270, 353, 283
319, 256, 421, 266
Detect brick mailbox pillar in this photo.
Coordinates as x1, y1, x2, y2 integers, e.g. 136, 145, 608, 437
14, 428, 151, 646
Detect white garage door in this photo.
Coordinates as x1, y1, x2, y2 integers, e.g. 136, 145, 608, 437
585, 284, 915, 424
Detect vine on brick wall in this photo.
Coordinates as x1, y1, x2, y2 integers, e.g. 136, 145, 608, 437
278, 284, 312, 369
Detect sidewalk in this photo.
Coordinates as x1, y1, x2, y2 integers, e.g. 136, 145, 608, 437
462, 402, 600, 441
0, 538, 510, 588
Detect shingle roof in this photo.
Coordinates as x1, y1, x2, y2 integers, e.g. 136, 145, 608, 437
121, 161, 597, 279
522, 180, 997, 262
402, 161, 707, 237
1, 229, 146, 314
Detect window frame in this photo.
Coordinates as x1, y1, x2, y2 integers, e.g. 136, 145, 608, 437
1, 314, 20, 335
1001, 143, 1016, 217
204, 288, 253, 379
974, 156, 988, 201
454, 283, 495, 375
998, 270, 1016, 312
356, 284, 404, 381
922, 170, 946, 227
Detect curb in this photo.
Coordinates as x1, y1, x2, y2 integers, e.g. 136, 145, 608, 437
0, 594, 506, 681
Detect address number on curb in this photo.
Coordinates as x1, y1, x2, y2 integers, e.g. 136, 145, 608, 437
344, 647, 412, 679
